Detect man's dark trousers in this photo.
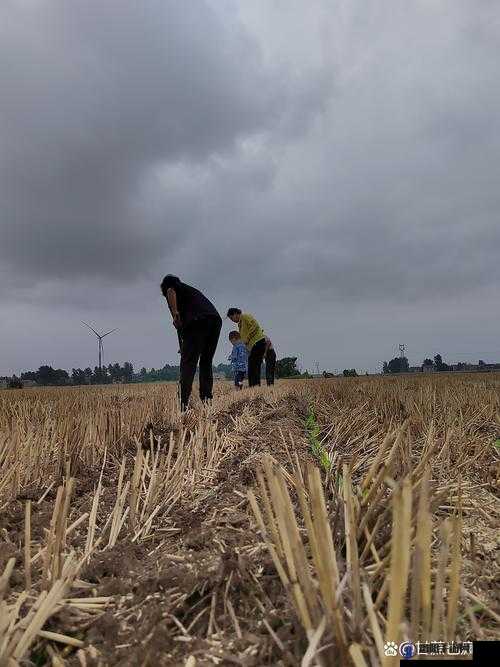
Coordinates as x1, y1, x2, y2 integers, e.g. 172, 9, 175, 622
179, 315, 222, 409
265, 348, 276, 385
248, 338, 266, 387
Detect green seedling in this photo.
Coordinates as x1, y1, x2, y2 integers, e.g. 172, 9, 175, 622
305, 408, 331, 472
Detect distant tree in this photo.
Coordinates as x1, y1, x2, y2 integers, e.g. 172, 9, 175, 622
386, 357, 409, 374
478, 359, 485, 367
8, 376, 23, 389
123, 362, 134, 383
91, 366, 102, 384
276, 357, 299, 378
434, 354, 449, 372
35, 365, 70, 386
343, 369, 357, 377
71, 368, 87, 385
383, 361, 389, 374
423, 358, 434, 367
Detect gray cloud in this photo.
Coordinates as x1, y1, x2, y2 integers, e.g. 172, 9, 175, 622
1, 0, 500, 374
1, 0, 323, 283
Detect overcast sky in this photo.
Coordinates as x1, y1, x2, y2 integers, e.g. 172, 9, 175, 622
2, 0, 500, 375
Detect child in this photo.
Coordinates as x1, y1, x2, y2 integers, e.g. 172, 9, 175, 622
228, 331, 248, 389
226, 308, 266, 387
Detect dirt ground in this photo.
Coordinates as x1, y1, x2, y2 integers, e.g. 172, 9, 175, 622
1, 377, 499, 666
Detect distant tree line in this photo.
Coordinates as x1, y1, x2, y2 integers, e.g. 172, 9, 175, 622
383, 353, 452, 374
3, 355, 307, 388
19, 363, 136, 386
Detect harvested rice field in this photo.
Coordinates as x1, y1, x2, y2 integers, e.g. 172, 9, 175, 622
1, 375, 499, 666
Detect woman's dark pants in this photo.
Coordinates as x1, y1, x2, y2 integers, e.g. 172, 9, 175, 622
248, 338, 266, 387
179, 316, 222, 409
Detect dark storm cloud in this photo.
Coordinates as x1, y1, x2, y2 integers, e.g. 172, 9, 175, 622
2, 0, 500, 374
0, 0, 325, 284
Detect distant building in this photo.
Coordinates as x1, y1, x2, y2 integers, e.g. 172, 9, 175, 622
483, 363, 500, 371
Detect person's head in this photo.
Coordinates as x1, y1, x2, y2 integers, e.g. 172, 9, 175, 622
227, 307, 242, 323
229, 331, 241, 345
160, 274, 181, 297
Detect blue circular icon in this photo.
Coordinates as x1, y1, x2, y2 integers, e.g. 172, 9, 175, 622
399, 642, 416, 659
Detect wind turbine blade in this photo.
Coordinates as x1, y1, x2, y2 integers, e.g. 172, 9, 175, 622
82, 321, 100, 337
102, 328, 118, 338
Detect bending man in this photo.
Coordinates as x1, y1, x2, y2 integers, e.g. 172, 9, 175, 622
227, 308, 266, 387
161, 275, 222, 410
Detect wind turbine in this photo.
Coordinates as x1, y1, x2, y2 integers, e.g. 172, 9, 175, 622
82, 322, 118, 372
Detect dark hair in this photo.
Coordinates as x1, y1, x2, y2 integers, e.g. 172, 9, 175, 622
227, 307, 242, 317
229, 331, 240, 340
161, 274, 181, 296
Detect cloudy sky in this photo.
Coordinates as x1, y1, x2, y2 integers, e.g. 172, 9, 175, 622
1, 0, 500, 375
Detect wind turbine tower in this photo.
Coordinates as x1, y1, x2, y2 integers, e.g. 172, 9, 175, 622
82, 322, 118, 372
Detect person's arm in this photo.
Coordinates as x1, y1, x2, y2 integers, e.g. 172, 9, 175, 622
166, 288, 181, 329
239, 315, 251, 347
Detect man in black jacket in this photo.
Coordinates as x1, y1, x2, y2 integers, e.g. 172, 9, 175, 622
161, 275, 222, 410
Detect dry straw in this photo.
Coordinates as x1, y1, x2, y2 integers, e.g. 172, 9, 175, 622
1, 375, 498, 663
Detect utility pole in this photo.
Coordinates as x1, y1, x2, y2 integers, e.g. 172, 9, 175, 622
399, 344, 406, 359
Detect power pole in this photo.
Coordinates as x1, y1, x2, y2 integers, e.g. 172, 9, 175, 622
399, 344, 406, 359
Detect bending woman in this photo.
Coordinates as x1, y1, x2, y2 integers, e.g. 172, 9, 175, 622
161, 275, 222, 410
227, 308, 266, 387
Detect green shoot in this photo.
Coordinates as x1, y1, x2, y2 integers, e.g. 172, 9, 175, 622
305, 408, 331, 473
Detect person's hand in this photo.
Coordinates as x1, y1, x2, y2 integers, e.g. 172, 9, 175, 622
172, 312, 181, 329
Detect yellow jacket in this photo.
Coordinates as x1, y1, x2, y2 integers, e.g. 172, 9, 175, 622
239, 313, 265, 350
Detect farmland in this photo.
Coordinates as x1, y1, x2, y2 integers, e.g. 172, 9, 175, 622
0, 375, 499, 666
